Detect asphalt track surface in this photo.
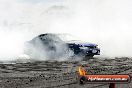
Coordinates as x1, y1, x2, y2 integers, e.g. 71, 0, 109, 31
0, 57, 132, 88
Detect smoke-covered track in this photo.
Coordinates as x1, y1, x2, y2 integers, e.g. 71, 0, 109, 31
0, 57, 132, 88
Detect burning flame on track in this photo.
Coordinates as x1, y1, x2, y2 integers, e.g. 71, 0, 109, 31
77, 66, 86, 76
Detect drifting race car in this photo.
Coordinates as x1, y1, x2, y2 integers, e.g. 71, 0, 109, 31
67, 40, 100, 57
24, 33, 100, 59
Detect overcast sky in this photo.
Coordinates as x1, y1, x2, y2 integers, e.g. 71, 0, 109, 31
20, 0, 63, 3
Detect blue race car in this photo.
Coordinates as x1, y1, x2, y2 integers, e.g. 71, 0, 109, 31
67, 40, 100, 57
24, 33, 100, 59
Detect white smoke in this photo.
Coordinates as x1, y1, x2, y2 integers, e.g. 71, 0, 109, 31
0, 0, 132, 61
24, 34, 74, 61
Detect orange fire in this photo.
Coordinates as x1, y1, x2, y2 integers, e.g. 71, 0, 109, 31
78, 66, 86, 76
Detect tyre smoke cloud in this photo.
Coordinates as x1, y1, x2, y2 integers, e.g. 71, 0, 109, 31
24, 34, 75, 61
0, 0, 132, 61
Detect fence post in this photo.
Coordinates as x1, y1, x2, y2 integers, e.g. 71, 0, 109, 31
109, 83, 116, 88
